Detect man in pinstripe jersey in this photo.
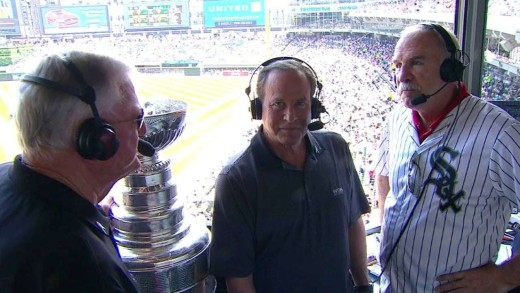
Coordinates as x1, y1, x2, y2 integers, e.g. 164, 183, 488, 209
375, 23, 520, 292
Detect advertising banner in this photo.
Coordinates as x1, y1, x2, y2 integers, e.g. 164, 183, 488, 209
41, 6, 109, 34
124, 1, 190, 30
290, 4, 361, 13
203, 0, 265, 28
0, 0, 20, 35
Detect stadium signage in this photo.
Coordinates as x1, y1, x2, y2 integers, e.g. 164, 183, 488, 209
207, 5, 250, 13
291, 4, 361, 13
124, 1, 189, 30
338, 5, 359, 11
301, 7, 331, 12
41, 6, 109, 35
0, 0, 20, 35
203, 0, 265, 28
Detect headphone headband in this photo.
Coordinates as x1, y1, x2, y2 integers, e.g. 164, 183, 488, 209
245, 56, 323, 99
20, 56, 99, 119
59, 55, 100, 118
20, 74, 85, 98
422, 23, 459, 58
245, 56, 327, 124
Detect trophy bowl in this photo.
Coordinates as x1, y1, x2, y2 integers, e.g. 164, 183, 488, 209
141, 99, 187, 151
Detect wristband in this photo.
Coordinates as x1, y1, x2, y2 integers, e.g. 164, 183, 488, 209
354, 284, 374, 293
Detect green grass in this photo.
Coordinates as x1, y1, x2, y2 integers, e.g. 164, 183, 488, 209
0, 81, 18, 163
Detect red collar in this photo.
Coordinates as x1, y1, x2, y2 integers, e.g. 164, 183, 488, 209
412, 83, 469, 143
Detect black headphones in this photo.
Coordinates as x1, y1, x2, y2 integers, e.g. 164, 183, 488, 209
423, 23, 466, 82
245, 56, 326, 120
20, 56, 120, 161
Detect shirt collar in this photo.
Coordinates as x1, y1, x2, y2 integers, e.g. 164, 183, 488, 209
251, 126, 324, 169
412, 82, 470, 143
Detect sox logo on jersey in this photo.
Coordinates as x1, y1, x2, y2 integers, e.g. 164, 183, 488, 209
425, 146, 465, 213
377, 95, 520, 292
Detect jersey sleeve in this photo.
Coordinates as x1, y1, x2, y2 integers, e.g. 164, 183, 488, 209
375, 120, 390, 177
489, 122, 520, 207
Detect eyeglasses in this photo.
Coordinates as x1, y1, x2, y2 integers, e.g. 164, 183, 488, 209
135, 108, 145, 130
112, 108, 145, 130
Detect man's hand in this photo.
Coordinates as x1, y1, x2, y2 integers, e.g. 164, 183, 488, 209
435, 263, 509, 293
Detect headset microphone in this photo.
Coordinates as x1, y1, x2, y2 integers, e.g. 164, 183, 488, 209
410, 82, 449, 106
410, 94, 429, 106
137, 138, 155, 157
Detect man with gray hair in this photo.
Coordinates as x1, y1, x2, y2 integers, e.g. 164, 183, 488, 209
0, 51, 147, 292
376, 23, 520, 292
210, 57, 372, 293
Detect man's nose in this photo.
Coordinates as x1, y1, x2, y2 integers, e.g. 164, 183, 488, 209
396, 65, 412, 83
283, 106, 297, 122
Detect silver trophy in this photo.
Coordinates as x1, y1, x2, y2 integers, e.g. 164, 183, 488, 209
110, 99, 215, 293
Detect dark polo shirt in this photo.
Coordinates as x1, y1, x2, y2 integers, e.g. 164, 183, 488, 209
0, 155, 139, 293
210, 129, 370, 293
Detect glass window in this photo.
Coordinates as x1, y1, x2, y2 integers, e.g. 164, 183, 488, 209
0, 0, 475, 222
482, 0, 520, 102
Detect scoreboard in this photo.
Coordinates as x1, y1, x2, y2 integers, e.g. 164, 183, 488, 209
124, 1, 189, 30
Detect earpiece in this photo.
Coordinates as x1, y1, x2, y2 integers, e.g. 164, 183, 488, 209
76, 118, 119, 160
245, 56, 325, 120
249, 97, 263, 120
423, 24, 466, 82
20, 56, 120, 161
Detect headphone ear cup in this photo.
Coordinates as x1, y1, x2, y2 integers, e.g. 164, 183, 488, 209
250, 98, 262, 120
76, 118, 120, 161
311, 98, 323, 120
440, 58, 465, 82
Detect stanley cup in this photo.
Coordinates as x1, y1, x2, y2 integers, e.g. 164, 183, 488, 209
109, 99, 215, 293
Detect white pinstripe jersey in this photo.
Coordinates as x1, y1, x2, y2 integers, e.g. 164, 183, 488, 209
375, 95, 520, 292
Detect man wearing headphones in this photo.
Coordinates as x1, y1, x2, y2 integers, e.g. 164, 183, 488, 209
0, 51, 147, 292
375, 24, 520, 292
210, 58, 372, 292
